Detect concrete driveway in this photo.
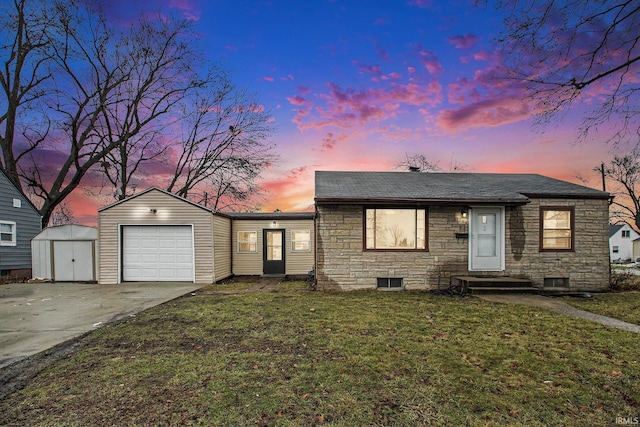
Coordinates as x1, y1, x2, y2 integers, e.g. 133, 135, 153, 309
0, 281, 207, 368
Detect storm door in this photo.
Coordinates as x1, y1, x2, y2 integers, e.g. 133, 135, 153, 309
263, 229, 285, 275
469, 207, 505, 271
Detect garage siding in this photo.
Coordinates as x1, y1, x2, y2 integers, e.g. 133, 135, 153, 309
213, 215, 232, 281
98, 190, 215, 284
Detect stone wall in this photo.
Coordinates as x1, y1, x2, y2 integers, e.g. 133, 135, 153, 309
316, 199, 610, 292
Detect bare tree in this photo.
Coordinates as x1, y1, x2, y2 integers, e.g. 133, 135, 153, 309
396, 152, 467, 172
601, 149, 640, 229
396, 153, 440, 172
0, 0, 53, 190
165, 76, 277, 210
0, 0, 209, 225
493, 0, 640, 144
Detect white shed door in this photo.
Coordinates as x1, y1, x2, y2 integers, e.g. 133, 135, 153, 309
53, 241, 94, 281
122, 225, 194, 282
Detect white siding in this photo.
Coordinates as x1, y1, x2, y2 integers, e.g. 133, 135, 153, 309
610, 224, 640, 261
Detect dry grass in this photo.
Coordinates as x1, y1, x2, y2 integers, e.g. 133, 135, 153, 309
1, 281, 638, 426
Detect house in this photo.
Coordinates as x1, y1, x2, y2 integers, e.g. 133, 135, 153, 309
314, 171, 610, 292
97, 171, 611, 293
608, 224, 639, 262
0, 169, 42, 278
97, 188, 314, 284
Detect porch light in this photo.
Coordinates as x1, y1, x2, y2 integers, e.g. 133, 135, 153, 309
462, 212, 467, 218
149, 208, 157, 214
271, 220, 277, 228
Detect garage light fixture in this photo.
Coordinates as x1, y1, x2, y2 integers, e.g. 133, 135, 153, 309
149, 208, 157, 214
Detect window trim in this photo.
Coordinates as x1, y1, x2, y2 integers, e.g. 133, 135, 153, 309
363, 207, 429, 252
539, 206, 574, 252
291, 229, 311, 252
237, 230, 258, 253
622, 230, 631, 238
0, 220, 16, 247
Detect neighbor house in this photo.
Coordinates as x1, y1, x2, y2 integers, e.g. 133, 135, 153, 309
608, 223, 639, 262
314, 171, 610, 293
97, 188, 314, 284
0, 169, 42, 278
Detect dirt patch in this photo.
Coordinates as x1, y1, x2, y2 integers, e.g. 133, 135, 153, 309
477, 294, 640, 333
0, 334, 89, 401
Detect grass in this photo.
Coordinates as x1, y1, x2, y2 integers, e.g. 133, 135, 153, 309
1, 281, 639, 426
562, 291, 640, 325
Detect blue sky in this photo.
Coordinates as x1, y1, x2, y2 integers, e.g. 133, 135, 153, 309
68, 0, 617, 221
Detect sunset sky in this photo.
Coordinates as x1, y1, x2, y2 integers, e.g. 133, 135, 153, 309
69, 0, 619, 224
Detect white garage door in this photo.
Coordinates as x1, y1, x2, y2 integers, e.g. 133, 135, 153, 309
122, 225, 194, 282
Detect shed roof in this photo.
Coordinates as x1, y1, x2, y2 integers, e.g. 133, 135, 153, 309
33, 224, 98, 240
315, 171, 610, 205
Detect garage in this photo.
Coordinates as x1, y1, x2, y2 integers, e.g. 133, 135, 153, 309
122, 225, 194, 282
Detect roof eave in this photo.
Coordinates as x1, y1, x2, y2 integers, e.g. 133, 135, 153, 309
314, 197, 531, 206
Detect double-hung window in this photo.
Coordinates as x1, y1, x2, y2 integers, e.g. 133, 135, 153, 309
0, 221, 16, 246
540, 207, 574, 251
291, 230, 311, 252
237, 231, 257, 253
365, 208, 427, 250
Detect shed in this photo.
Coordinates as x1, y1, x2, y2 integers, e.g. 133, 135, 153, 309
31, 224, 98, 281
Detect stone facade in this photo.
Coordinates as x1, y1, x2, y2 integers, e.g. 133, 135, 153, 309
316, 198, 610, 292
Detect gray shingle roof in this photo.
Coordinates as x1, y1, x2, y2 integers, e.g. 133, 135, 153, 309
609, 224, 624, 237
315, 171, 610, 204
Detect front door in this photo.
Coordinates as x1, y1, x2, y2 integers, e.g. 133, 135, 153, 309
263, 229, 285, 275
469, 207, 504, 271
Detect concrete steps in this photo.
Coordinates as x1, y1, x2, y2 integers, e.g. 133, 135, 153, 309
452, 276, 539, 295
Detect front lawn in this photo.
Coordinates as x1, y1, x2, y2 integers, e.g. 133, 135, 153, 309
562, 291, 640, 326
1, 281, 638, 426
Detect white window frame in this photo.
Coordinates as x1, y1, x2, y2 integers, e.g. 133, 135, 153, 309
0, 220, 17, 246
622, 230, 631, 238
291, 229, 311, 252
237, 231, 257, 253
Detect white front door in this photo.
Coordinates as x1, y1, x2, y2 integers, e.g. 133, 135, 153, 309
469, 207, 504, 271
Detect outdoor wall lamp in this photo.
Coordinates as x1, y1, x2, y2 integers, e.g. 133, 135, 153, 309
271, 220, 277, 228
149, 208, 157, 214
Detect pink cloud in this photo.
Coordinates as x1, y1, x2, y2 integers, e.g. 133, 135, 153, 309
447, 77, 482, 104
263, 76, 275, 82
291, 80, 443, 130
447, 34, 479, 49
417, 48, 442, 75
437, 97, 533, 131
168, 0, 200, 20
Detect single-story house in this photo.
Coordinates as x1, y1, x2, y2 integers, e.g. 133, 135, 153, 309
97, 188, 314, 284
608, 223, 639, 262
0, 169, 42, 278
314, 171, 611, 292
97, 171, 611, 293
